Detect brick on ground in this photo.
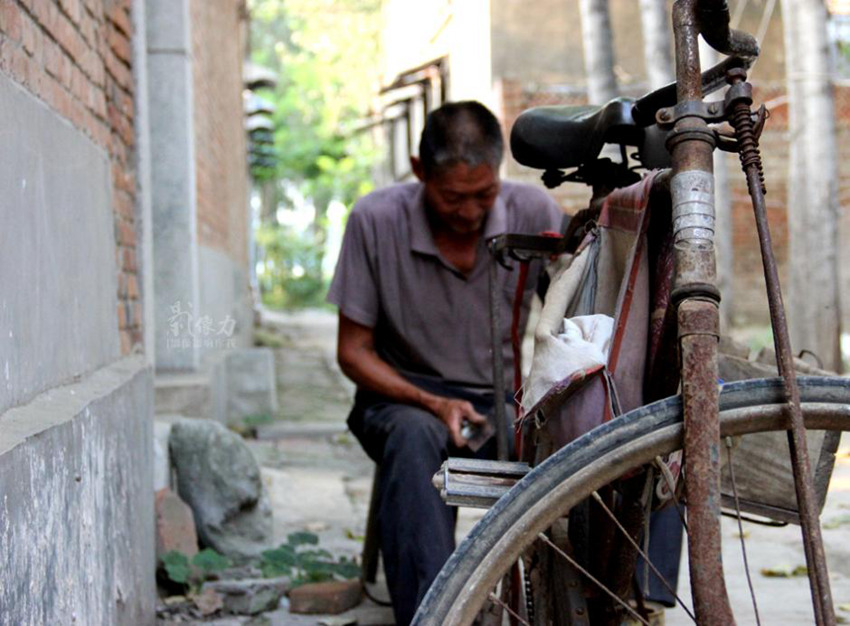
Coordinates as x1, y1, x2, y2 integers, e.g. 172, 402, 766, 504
288, 580, 363, 615
155, 487, 198, 560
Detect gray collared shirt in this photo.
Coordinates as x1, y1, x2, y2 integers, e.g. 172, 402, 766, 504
328, 181, 562, 389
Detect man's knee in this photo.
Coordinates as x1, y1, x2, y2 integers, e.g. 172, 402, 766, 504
383, 406, 449, 461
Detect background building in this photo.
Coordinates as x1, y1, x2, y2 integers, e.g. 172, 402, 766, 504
0, 0, 266, 621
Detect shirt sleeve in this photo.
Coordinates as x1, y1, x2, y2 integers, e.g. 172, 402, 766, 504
537, 190, 565, 233
326, 205, 379, 328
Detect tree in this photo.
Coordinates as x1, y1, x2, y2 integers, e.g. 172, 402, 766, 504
248, 0, 382, 308
781, 0, 842, 371
639, 0, 674, 90
579, 0, 619, 104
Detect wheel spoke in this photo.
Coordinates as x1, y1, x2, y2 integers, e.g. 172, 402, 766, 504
537, 532, 652, 626
589, 490, 697, 623
487, 590, 530, 626
725, 437, 763, 626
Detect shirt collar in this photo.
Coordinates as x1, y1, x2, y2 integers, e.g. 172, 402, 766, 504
409, 184, 507, 255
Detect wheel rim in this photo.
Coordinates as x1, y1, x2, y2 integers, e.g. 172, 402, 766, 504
422, 395, 850, 625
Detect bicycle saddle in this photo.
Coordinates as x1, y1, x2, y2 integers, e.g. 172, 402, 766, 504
510, 98, 669, 172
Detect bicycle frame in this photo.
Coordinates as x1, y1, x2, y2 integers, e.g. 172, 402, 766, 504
668, 1, 834, 624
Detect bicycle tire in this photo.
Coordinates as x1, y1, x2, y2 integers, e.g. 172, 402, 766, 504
413, 376, 850, 626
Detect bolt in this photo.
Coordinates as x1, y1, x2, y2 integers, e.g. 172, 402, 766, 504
658, 109, 671, 122
576, 608, 586, 616
708, 103, 718, 115
726, 67, 747, 85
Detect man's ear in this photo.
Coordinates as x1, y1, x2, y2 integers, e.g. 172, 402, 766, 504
410, 156, 425, 182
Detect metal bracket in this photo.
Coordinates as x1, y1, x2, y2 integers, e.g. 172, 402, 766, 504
656, 100, 727, 128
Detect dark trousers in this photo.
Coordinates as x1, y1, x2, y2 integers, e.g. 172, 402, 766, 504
637, 504, 684, 606
348, 381, 501, 626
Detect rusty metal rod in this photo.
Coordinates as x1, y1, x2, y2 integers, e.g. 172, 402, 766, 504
670, 2, 736, 623
733, 129, 836, 626
488, 241, 510, 461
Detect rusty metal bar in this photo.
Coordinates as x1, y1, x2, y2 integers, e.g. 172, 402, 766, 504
669, 1, 736, 624
488, 241, 510, 461
727, 70, 836, 626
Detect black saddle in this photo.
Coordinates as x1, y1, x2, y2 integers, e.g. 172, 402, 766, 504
510, 98, 670, 174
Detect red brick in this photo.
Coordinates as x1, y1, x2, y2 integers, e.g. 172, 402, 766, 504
117, 301, 127, 329
84, 113, 109, 149
88, 81, 106, 119
121, 248, 138, 270
116, 272, 127, 299
20, 10, 37, 55
111, 161, 135, 193
113, 189, 132, 220
288, 580, 363, 615
58, 0, 81, 24
78, 7, 95, 44
104, 47, 130, 89
130, 327, 143, 347
155, 488, 198, 560
107, 3, 130, 37
119, 329, 132, 354
131, 301, 143, 327
107, 24, 130, 64
127, 273, 139, 298
107, 101, 133, 146
1, 1, 23, 43
51, 10, 86, 60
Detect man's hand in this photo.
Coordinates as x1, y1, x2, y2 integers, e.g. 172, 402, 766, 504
337, 314, 489, 448
426, 397, 488, 448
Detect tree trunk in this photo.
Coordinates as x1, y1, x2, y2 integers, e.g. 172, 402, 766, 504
781, 0, 842, 371
579, 0, 618, 104
639, 0, 674, 89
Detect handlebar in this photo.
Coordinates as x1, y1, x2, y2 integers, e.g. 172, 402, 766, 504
631, 0, 760, 127
697, 0, 760, 58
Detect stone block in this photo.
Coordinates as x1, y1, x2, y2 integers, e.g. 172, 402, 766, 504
201, 577, 289, 615
0, 67, 119, 416
211, 348, 278, 424
155, 373, 211, 417
288, 580, 363, 615
169, 418, 273, 557
153, 419, 174, 490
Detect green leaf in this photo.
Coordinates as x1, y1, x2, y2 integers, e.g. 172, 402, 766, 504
162, 551, 191, 584
192, 549, 232, 574
760, 564, 808, 578
332, 559, 361, 579
288, 531, 319, 546
260, 544, 297, 578
298, 548, 333, 561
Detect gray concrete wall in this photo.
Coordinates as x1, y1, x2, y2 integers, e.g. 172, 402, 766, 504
199, 245, 252, 363
0, 357, 155, 626
134, 0, 156, 364
146, 0, 201, 371
0, 71, 120, 415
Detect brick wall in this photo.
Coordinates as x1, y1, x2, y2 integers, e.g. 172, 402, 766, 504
191, 0, 249, 266
499, 78, 850, 327
0, 0, 140, 354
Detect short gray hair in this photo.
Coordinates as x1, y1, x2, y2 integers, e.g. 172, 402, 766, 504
418, 101, 504, 177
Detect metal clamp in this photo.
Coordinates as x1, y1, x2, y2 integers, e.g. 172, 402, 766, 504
656, 100, 727, 128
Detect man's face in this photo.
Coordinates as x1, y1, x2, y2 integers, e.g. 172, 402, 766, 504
418, 161, 500, 236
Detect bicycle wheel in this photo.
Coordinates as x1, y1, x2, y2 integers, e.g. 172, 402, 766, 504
413, 376, 850, 626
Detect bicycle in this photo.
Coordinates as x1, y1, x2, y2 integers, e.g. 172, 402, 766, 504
413, 1, 850, 624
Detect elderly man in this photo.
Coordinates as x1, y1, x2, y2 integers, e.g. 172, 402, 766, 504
328, 100, 562, 624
